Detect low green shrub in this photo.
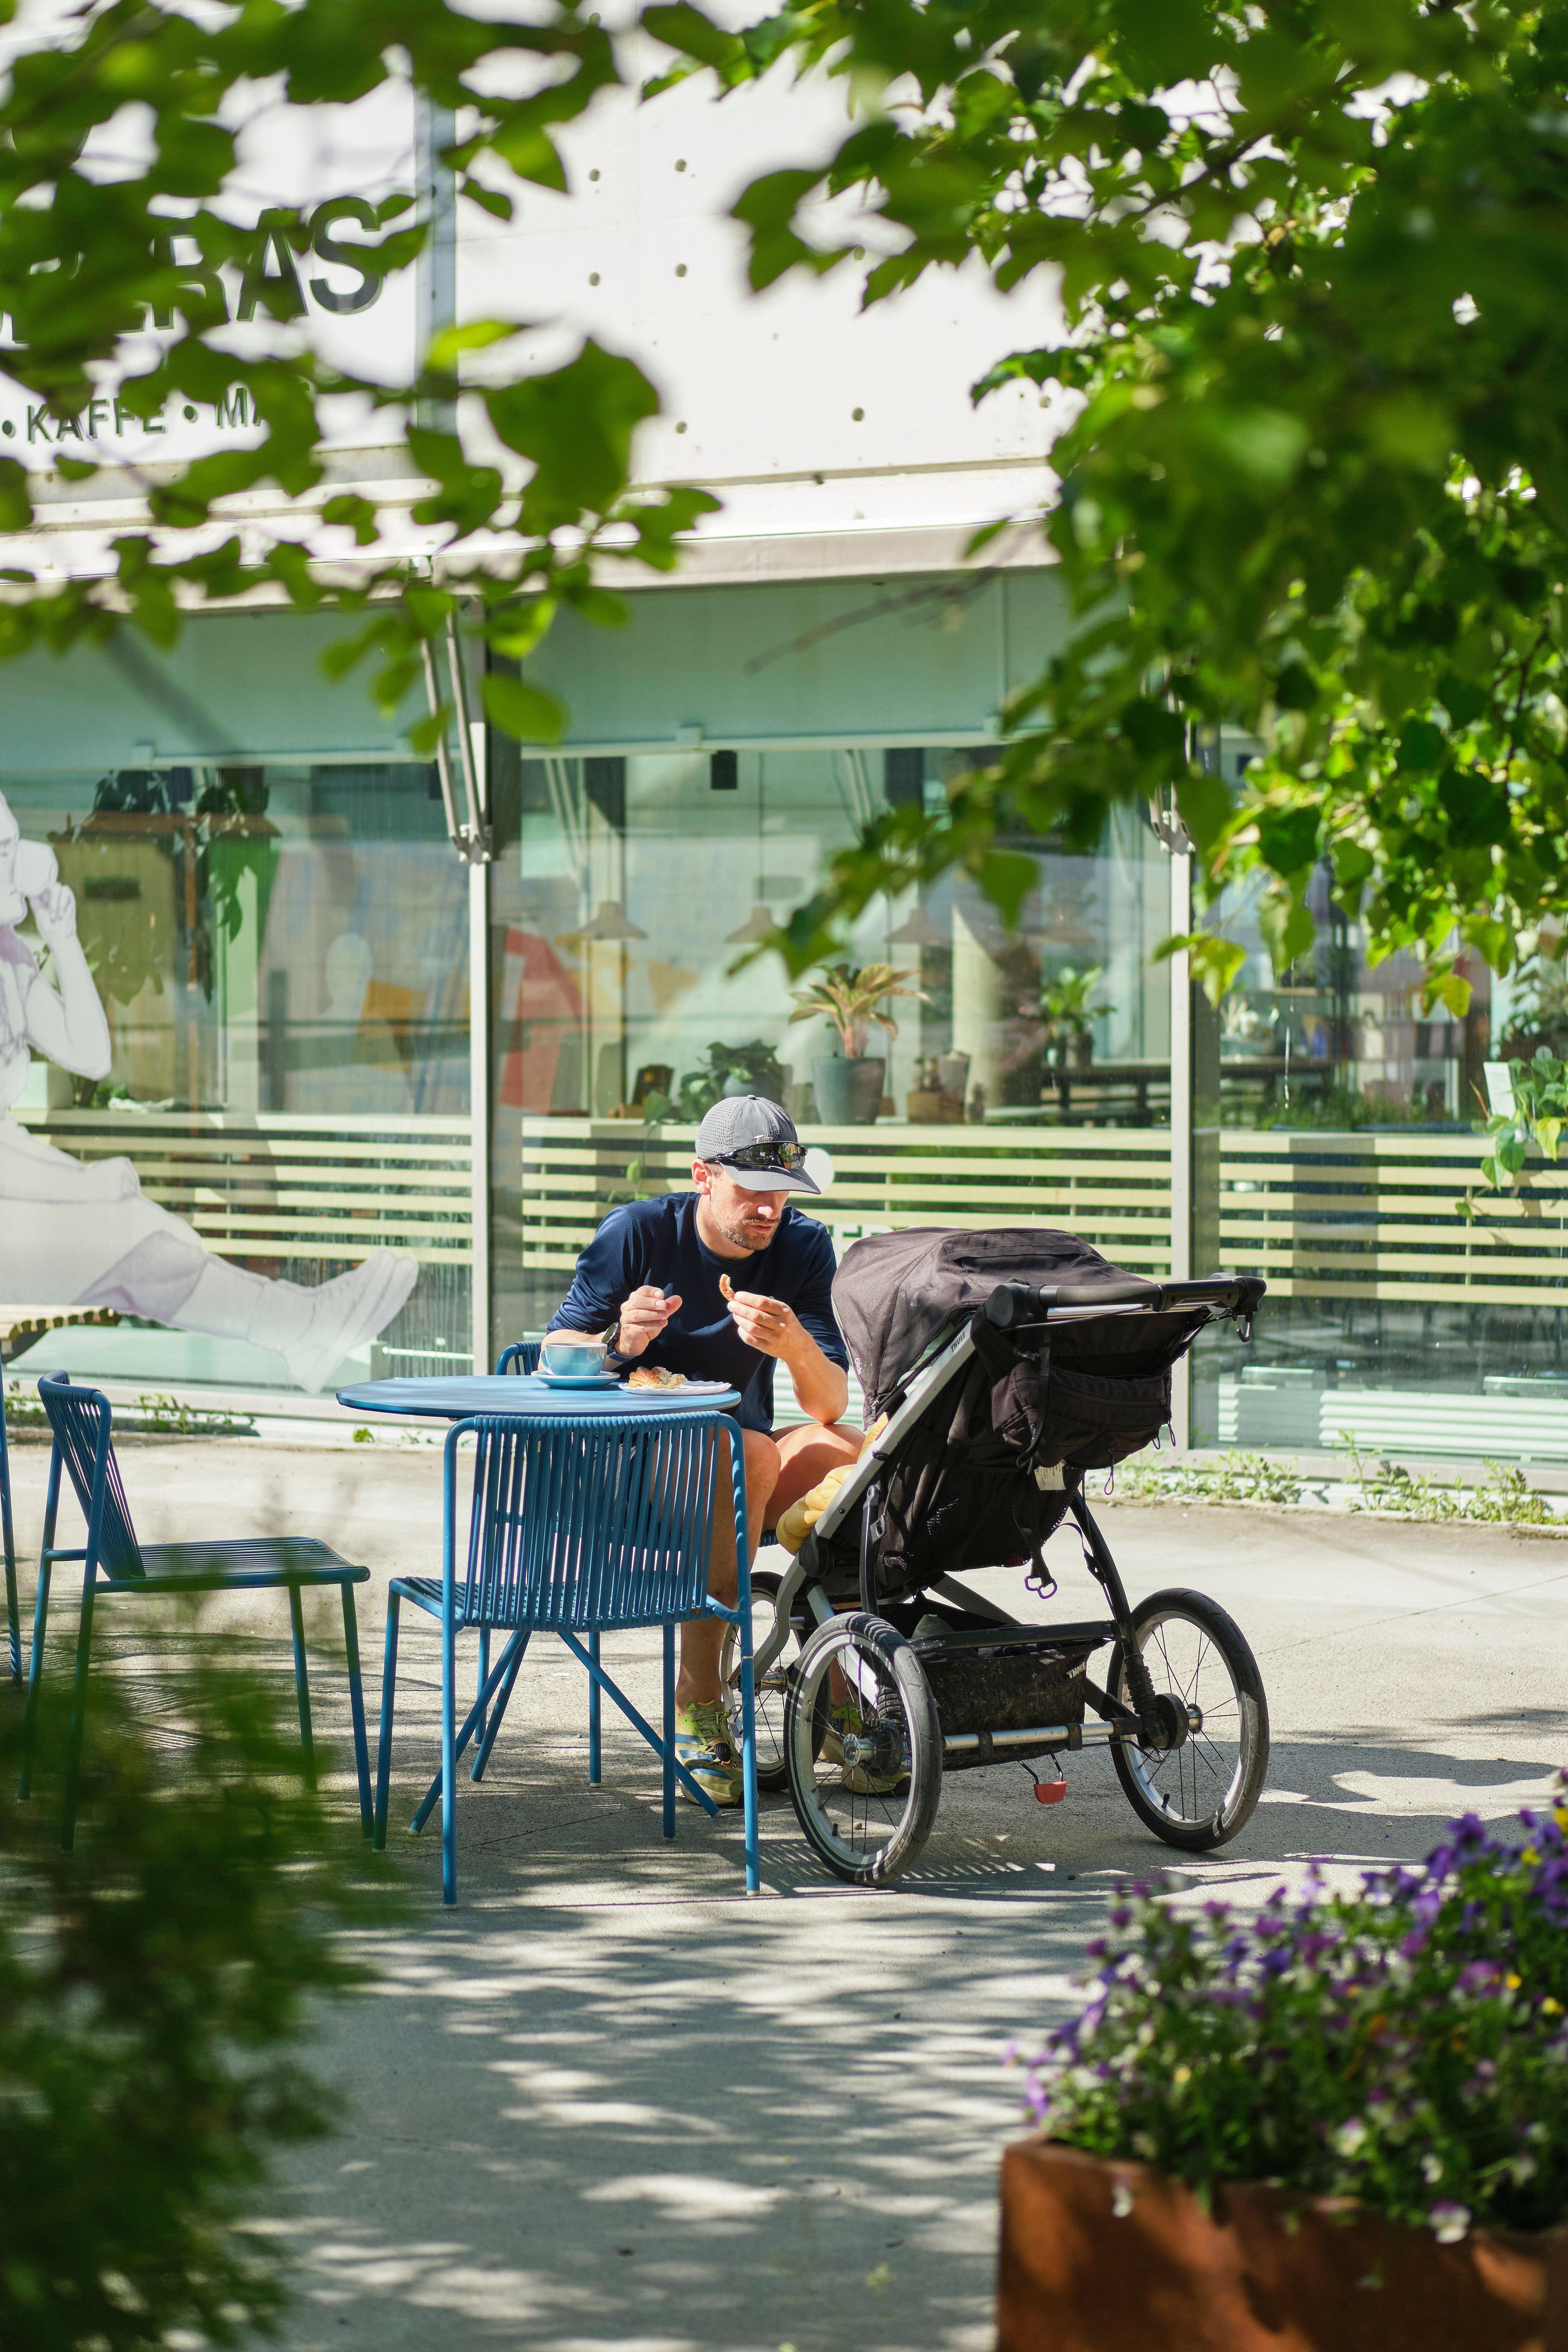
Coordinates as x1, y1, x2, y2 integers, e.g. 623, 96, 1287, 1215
1338, 1440, 1561, 1526
0, 1639, 392, 2347
1017, 1780, 1568, 2238
1115, 1451, 1303, 1507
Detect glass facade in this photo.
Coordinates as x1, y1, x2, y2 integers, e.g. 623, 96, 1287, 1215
1191, 783, 1568, 1461
3, 611, 1567, 1464
487, 743, 1172, 1356
0, 762, 471, 1394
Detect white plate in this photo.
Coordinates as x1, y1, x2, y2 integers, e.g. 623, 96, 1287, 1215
621, 1378, 734, 1398
537, 1368, 620, 1388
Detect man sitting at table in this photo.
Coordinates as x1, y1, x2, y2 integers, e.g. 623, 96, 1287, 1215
545, 1096, 860, 1805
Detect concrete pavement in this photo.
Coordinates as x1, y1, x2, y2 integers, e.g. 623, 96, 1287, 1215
6, 1433, 1567, 2351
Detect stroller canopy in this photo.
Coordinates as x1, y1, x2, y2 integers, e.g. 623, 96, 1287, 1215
833, 1227, 1196, 1407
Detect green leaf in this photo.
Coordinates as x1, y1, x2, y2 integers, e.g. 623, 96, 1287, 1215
1112, 0, 1215, 85
489, 121, 568, 192
485, 597, 556, 659
409, 703, 453, 757
487, 340, 658, 532
1156, 933, 1248, 1005
642, 2, 745, 70
1424, 967, 1474, 1018
481, 670, 567, 744
1398, 719, 1446, 773
1257, 806, 1321, 880
426, 319, 522, 370
1257, 890, 1315, 974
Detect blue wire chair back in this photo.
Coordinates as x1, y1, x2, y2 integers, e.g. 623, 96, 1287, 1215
452, 1412, 720, 1635
494, 1341, 541, 1375
36, 1377, 145, 1581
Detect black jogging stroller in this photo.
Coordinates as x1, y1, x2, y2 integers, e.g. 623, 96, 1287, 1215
722, 1228, 1270, 1886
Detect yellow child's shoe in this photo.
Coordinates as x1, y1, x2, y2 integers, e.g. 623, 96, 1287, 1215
674, 1701, 743, 1806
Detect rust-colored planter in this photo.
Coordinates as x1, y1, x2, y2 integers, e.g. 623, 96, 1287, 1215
998, 2140, 1568, 2352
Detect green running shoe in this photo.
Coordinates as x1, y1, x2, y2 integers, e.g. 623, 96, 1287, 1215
674, 1700, 742, 1807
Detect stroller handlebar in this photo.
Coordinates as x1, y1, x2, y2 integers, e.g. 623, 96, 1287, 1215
985, 1274, 1266, 1326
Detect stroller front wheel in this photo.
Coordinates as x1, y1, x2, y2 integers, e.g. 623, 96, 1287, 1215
1109, 1588, 1269, 1851
784, 1613, 943, 1886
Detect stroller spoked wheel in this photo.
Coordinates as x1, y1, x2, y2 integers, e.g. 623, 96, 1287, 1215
1109, 1588, 1269, 1851
720, 1569, 810, 1793
784, 1613, 942, 1885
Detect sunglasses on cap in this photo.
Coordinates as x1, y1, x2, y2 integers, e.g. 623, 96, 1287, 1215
715, 1140, 806, 1174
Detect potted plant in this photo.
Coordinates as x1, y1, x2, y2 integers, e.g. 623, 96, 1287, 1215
787, 962, 925, 1125
998, 1785, 1568, 2350
1041, 964, 1111, 1071
673, 1038, 788, 1123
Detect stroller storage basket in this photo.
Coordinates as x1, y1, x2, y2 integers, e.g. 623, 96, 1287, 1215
912, 1624, 1095, 1751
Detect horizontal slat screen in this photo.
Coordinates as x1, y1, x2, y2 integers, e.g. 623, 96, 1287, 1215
520, 1119, 1175, 1275
1219, 1131, 1568, 1308
28, 1113, 1562, 1316
15, 1108, 473, 1265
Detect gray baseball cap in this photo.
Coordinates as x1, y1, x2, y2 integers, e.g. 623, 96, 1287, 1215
694, 1095, 820, 1193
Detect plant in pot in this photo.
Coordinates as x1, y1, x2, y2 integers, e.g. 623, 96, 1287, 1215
1042, 964, 1111, 1071
788, 962, 925, 1125
998, 1784, 1568, 2351
673, 1038, 788, 1124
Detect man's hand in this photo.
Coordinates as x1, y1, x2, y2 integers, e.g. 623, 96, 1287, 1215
610, 1284, 681, 1358
724, 1288, 799, 1363
29, 882, 79, 951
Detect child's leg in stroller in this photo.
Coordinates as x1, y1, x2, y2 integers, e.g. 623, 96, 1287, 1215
769, 1422, 862, 1529
676, 1426, 780, 1709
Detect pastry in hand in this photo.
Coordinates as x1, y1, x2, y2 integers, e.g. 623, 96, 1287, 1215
719, 1273, 735, 1301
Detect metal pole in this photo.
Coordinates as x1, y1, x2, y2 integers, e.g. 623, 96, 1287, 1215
1169, 844, 1194, 1450
470, 858, 491, 1376
415, 94, 457, 420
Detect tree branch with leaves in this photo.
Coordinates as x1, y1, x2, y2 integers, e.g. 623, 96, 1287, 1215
646, 0, 1568, 1000
0, 0, 714, 749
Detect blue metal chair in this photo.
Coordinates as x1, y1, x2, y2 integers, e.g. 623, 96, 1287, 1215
20, 1376, 374, 1846
1, 1379, 19, 1683
374, 1408, 759, 1904
495, 1341, 541, 1375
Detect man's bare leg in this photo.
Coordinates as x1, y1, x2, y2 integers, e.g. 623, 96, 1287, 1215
767, 1421, 862, 1703
675, 1425, 780, 1710
771, 1421, 862, 1523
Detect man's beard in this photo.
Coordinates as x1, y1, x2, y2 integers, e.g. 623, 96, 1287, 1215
711, 1199, 777, 1253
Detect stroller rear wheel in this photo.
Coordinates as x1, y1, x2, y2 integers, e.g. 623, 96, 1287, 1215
784, 1613, 942, 1885
1109, 1588, 1269, 1850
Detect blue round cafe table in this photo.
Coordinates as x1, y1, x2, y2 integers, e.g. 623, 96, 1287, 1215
334, 1373, 742, 1421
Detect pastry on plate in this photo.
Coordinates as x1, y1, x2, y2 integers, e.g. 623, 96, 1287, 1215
627, 1365, 688, 1390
